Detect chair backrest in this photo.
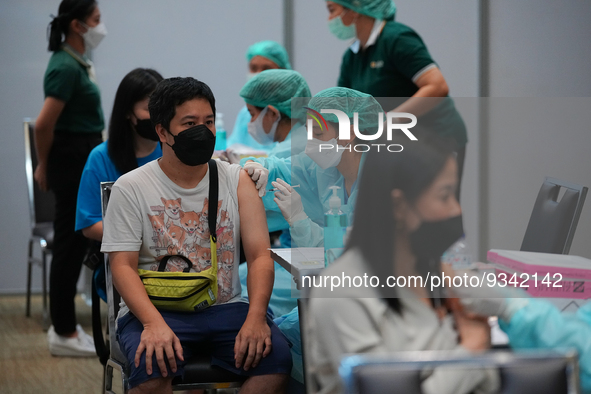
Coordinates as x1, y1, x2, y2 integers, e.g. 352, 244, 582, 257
24, 118, 55, 226
101, 181, 126, 364
521, 177, 588, 254
340, 350, 580, 394
298, 298, 318, 394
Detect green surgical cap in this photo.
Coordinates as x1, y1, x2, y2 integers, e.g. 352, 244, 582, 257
240, 69, 311, 119
307, 87, 383, 133
246, 40, 292, 70
328, 0, 396, 20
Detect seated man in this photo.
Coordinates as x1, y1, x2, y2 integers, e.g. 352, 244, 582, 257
101, 77, 291, 394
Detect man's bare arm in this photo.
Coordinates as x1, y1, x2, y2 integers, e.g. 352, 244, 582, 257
110, 251, 183, 376
235, 169, 275, 370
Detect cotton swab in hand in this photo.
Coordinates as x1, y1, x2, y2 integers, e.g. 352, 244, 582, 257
268, 184, 300, 192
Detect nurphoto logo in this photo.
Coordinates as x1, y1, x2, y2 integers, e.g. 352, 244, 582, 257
305, 107, 418, 153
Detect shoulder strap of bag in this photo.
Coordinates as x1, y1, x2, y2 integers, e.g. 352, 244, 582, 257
208, 159, 219, 276
156, 161, 219, 274
208, 159, 219, 243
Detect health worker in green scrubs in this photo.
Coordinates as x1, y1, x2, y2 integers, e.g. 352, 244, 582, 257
326, 0, 468, 196
34, 0, 106, 357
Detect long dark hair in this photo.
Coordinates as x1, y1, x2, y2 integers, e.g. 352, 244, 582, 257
47, 0, 97, 52
346, 131, 457, 313
107, 68, 164, 175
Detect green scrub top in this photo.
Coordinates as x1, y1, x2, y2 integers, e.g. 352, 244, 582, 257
338, 20, 467, 147
43, 47, 104, 134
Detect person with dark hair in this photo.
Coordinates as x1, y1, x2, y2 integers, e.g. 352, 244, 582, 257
101, 77, 292, 393
76, 68, 164, 241
35, 0, 107, 356
306, 134, 498, 394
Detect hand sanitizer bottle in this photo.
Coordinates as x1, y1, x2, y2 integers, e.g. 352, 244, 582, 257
324, 186, 347, 266
214, 113, 227, 151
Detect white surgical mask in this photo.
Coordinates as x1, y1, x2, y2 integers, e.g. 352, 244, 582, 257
81, 22, 107, 49
305, 138, 349, 169
247, 106, 279, 145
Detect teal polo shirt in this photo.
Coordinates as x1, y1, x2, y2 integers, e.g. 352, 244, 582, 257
338, 20, 467, 147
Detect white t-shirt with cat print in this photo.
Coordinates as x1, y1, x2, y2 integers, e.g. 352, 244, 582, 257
102, 159, 244, 317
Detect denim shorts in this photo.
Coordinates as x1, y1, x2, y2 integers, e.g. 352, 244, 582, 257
117, 301, 293, 389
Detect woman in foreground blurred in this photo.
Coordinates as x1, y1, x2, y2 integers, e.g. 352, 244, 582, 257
306, 133, 498, 394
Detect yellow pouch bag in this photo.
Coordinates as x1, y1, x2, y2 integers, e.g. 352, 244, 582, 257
138, 239, 218, 312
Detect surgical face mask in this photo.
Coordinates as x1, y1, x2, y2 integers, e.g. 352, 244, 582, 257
166, 124, 216, 166
81, 22, 107, 49
133, 116, 159, 141
247, 72, 257, 81
409, 214, 464, 279
305, 138, 349, 169
328, 13, 356, 40
247, 107, 279, 145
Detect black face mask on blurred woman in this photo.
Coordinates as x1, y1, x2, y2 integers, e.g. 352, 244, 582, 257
134, 118, 159, 141
410, 214, 464, 279
166, 124, 216, 166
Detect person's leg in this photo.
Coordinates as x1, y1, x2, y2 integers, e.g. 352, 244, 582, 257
49, 183, 88, 334
47, 134, 96, 335
241, 374, 288, 394
205, 303, 292, 393
117, 312, 188, 391
129, 377, 173, 394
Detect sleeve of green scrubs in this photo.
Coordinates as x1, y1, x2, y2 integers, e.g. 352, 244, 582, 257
44, 62, 78, 101
499, 299, 591, 393
389, 27, 437, 82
